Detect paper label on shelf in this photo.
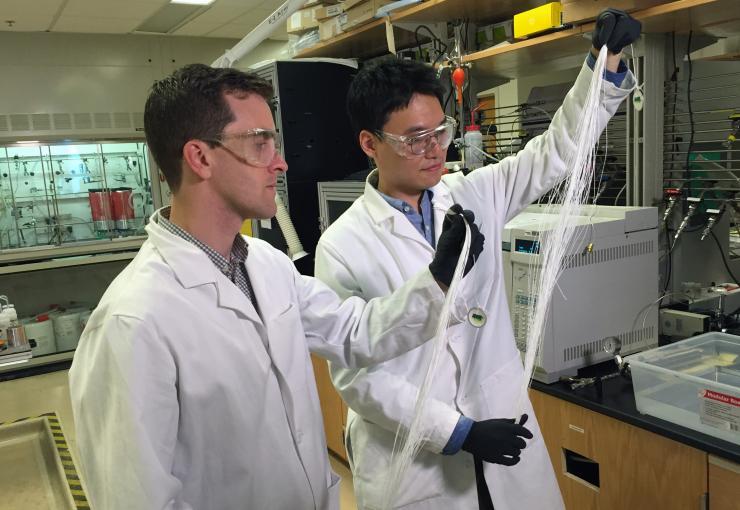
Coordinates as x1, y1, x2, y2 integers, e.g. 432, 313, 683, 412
699, 389, 740, 433
385, 18, 395, 55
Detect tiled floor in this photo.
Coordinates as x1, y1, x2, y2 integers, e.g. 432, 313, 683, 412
0, 369, 358, 510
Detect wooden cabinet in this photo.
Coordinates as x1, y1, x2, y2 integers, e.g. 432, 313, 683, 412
310, 380, 738, 500
311, 355, 349, 462
708, 455, 740, 510
530, 390, 708, 510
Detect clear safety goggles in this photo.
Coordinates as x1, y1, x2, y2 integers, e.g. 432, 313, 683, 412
378, 116, 457, 158
205, 128, 282, 168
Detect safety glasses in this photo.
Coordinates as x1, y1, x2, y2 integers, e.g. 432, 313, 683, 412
377, 116, 457, 159
205, 128, 282, 168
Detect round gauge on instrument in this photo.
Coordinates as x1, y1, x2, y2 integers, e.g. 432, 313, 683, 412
603, 336, 622, 356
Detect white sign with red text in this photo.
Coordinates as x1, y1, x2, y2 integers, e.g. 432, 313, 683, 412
699, 389, 740, 433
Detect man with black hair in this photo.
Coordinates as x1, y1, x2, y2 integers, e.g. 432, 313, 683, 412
315, 9, 640, 510
69, 63, 483, 510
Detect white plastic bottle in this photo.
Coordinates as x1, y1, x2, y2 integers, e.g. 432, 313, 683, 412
5, 305, 28, 349
463, 124, 485, 170
0, 305, 9, 349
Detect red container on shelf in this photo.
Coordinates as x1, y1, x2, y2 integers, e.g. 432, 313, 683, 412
110, 187, 135, 230
87, 189, 113, 231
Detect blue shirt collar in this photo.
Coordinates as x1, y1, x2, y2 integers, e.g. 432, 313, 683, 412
375, 185, 436, 247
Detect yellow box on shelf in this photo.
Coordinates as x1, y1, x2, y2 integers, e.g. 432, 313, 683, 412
513, 2, 563, 39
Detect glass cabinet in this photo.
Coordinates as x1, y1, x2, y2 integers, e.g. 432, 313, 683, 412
0, 139, 161, 374
0, 140, 155, 251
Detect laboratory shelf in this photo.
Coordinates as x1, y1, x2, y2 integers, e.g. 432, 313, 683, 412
466, 0, 740, 79
386, 0, 539, 25
0, 236, 144, 265
14, 193, 95, 200
297, 0, 740, 79
295, 0, 542, 59
295, 18, 414, 59
463, 25, 589, 80
0, 250, 138, 275
0, 351, 74, 378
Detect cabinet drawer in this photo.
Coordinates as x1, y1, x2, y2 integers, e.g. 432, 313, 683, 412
531, 390, 707, 510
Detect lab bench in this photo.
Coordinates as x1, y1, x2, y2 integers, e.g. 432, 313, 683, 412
530, 361, 740, 510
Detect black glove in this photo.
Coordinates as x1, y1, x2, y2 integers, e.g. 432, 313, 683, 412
592, 8, 642, 54
429, 204, 485, 288
462, 414, 533, 466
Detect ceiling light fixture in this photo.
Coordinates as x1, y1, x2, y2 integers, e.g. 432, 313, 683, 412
170, 0, 215, 5
138, 1, 213, 34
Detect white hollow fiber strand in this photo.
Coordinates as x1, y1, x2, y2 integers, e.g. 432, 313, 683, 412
515, 46, 610, 416
380, 219, 472, 510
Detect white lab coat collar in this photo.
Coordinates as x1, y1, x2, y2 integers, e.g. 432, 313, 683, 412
146, 209, 262, 324
362, 170, 399, 224
363, 169, 454, 252
429, 176, 454, 242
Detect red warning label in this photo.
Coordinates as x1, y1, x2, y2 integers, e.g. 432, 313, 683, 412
700, 389, 740, 407
699, 389, 740, 433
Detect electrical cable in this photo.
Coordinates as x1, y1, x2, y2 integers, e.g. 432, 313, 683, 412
659, 224, 706, 291
726, 301, 740, 318
684, 31, 695, 195
463, 19, 469, 52
663, 32, 694, 293
614, 184, 626, 205
667, 33, 680, 184
710, 229, 740, 285
663, 228, 673, 293
414, 25, 447, 65
634, 291, 693, 332
522, 104, 553, 122
443, 86, 454, 116
463, 21, 474, 126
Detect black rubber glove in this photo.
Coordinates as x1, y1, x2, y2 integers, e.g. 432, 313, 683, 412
592, 8, 642, 54
428, 204, 485, 288
462, 414, 533, 466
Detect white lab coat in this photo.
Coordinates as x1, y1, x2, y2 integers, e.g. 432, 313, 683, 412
315, 63, 634, 510
69, 210, 462, 510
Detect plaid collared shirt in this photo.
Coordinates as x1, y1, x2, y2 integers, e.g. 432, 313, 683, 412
158, 208, 259, 312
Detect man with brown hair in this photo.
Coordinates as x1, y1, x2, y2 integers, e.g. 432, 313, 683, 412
69, 63, 483, 510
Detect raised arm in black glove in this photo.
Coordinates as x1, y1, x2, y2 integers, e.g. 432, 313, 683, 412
428, 204, 485, 288
592, 8, 642, 54
462, 414, 533, 466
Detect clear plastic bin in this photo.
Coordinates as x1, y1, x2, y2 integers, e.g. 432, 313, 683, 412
627, 332, 740, 445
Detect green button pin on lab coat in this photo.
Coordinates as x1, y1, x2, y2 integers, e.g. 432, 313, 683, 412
633, 88, 644, 111
468, 307, 487, 328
